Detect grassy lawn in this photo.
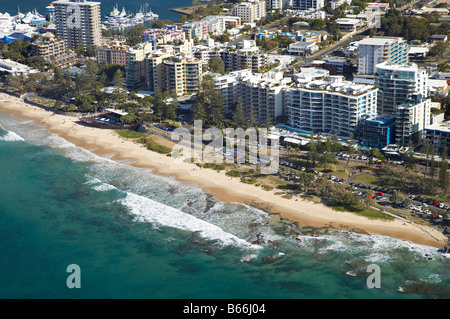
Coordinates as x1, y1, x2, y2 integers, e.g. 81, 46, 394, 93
318, 165, 349, 180
351, 174, 379, 185
331, 205, 395, 221
115, 129, 172, 154
115, 129, 146, 139
232, 167, 299, 191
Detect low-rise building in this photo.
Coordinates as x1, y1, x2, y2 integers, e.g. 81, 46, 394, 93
0, 58, 39, 76
334, 18, 362, 32
424, 121, 450, 154
358, 113, 396, 149
287, 41, 319, 56
143, 25, 186, 45
96, 40, 130, 65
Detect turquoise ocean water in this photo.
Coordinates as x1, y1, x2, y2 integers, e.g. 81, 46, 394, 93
0, 112, 449, 299
0, 0, 449, 300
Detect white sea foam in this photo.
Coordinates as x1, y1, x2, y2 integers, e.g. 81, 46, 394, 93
0, 131, 25, 142
119, 191, 262, 250
93, 183, 117, 192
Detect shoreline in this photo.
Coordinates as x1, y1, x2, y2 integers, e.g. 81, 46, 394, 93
170, 4, 209, 15
0, 93, 447, 248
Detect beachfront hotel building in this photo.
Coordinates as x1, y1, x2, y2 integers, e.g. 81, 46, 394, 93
357, 37, 409, 75
96, 40, 130, 65
286, 76, 378, 136
375, 62, 428, 115
214, 70, 291, 123
52, 0, 101, 49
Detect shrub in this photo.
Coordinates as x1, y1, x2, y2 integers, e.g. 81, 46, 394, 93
226, 170, 241, 177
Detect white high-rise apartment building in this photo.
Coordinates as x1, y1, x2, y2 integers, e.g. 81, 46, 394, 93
357, 37, 409, 75
266, 0, 292, 9
53, 0, 101, 49
233, 0, 266, 23
214, 70, 291, 124
375, 62, 428, 115
395, 95, 431, 146
291, 0, 324, 10
287, 76, 378, 136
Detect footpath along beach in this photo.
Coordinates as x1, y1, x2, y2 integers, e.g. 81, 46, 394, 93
0, 92, 447, 248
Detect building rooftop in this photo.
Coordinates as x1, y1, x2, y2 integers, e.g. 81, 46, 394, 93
293, 75, 377, 95
425, 121, 450, 133
365, 112, 396, 124
52, 0, 101, 6
375, 61, 422, 73
357, 36, 404, 46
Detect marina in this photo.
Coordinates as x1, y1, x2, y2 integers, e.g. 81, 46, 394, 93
103, 3, 159, 31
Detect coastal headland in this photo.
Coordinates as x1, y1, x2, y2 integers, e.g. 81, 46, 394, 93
0, 93, 447, 248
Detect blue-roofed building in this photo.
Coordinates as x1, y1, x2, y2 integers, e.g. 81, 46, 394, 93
358, 113, 396, 150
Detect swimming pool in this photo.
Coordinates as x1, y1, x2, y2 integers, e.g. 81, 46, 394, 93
275, 124, 311, 135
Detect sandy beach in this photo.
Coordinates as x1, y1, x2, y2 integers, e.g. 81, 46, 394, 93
0, 93, 447, 248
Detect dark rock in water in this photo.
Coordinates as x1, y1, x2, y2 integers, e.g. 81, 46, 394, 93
283, 224, 300, 236
188, 234, 209, 245
251, 233, 266, 245
263, 253, 281, 264
248, 219, 262, 229
203, 195, 217, 214
345, 260, 371, 277
267, 240, 281, 249
400, 281, 448, 296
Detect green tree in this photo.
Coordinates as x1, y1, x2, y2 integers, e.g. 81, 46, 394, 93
193, 102, 207, 122
423, 138, 433, 174
120, 114, 139, 124
307, 134, 318, 167
439, 147, 449, 193
208, 56, 225, 74
248, 105, 257, 127
233, 98, 246, 128
194, 74, 224, 125
429, 41, 449, 60
430, 145, 436, 178
112, 68, 126, 103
